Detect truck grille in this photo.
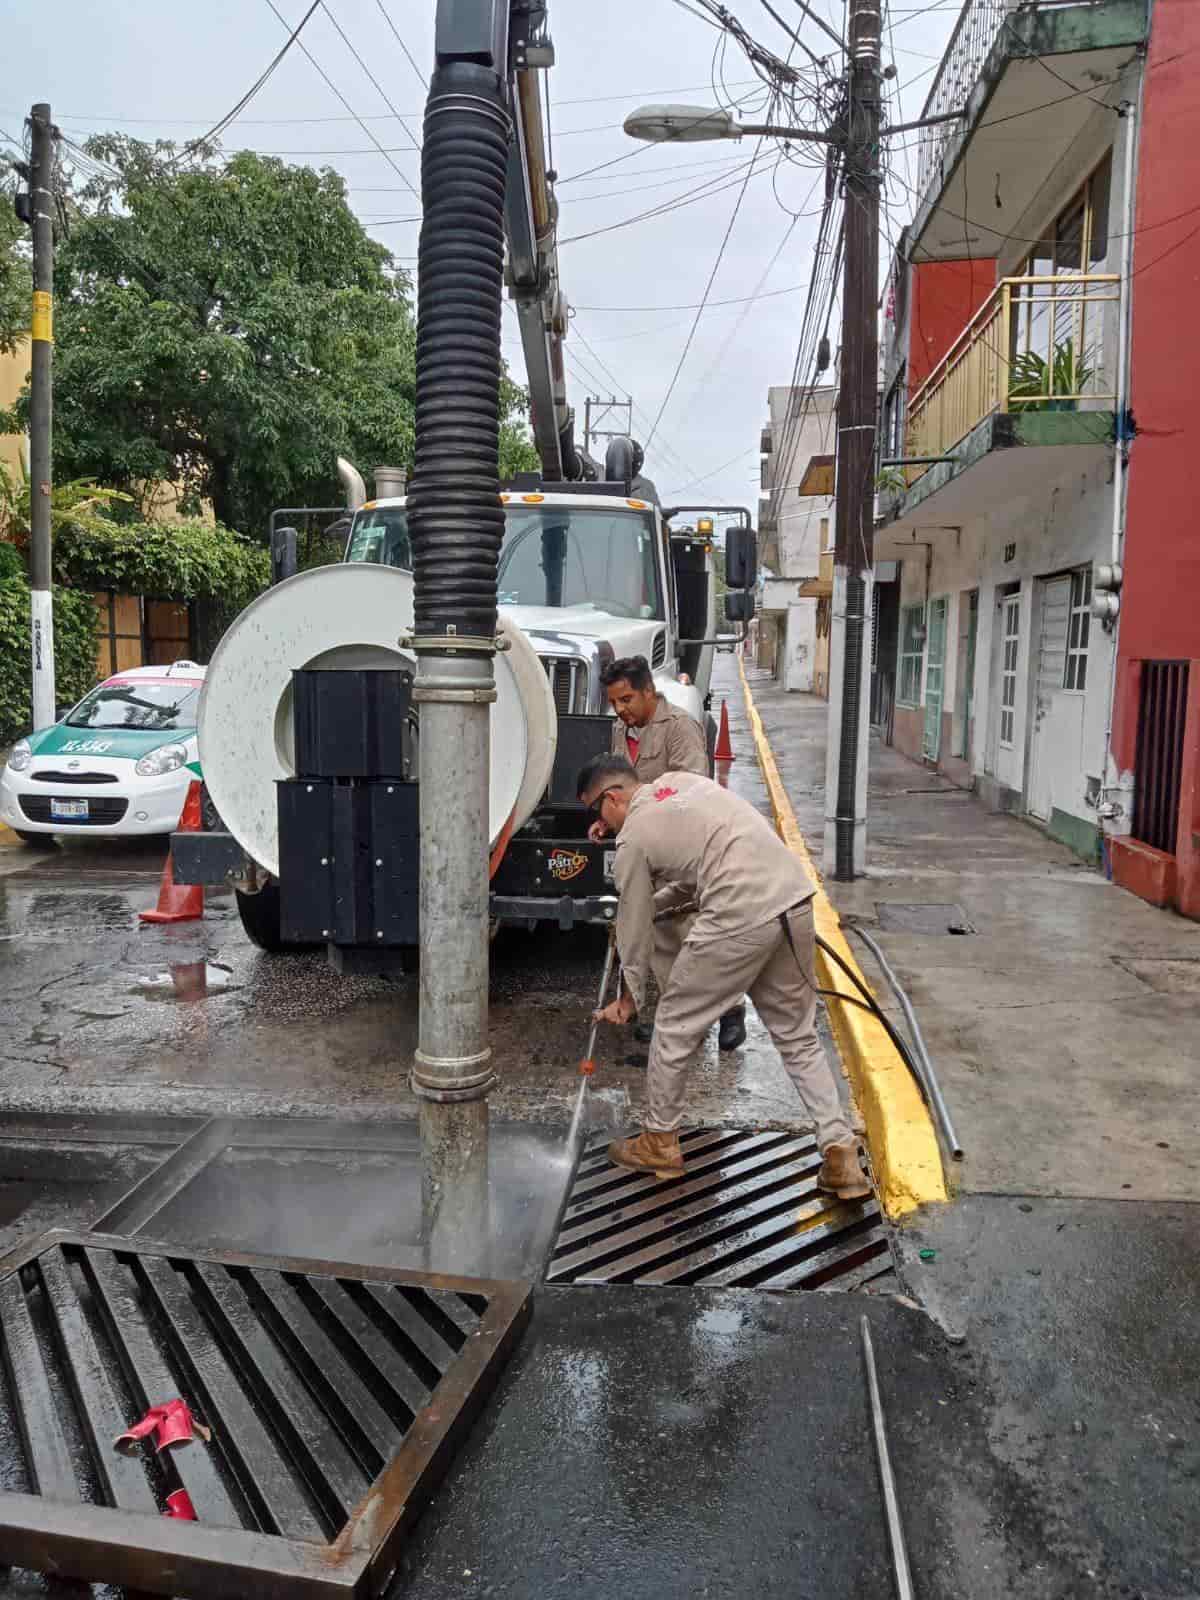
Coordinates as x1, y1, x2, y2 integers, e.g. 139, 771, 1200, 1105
541, 656, 588, 715
19, 795, 129, 824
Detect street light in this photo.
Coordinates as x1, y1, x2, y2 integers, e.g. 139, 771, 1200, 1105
623, 103, 832, 145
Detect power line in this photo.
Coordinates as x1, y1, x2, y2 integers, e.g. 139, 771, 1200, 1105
179, 0, 322, 159
575, 280, 810, 312
644, 129, 773, 451
373, 0, 429, 89
558, 152, 776, 246
261, 0, 419, 200
318, 2, 422, 160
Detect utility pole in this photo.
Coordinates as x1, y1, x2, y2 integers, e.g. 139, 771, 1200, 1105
583, 395, 633, 456
825, 0, 881, 880
27, 103, 56, 730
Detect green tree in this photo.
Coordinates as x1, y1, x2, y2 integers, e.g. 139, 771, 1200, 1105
1, 139, 537, 535
0, 176, 29, 355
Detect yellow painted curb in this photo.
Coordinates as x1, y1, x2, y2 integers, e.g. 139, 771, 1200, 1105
737, 659, 947, 1219
0, 822, 22, 849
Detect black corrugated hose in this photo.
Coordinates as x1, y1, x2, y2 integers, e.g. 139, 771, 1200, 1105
407, 62, 511, 640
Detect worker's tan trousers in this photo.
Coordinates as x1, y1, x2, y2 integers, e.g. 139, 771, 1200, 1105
645, 900, 854, 1150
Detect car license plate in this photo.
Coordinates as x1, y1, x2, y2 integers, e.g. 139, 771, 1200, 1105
603, 849, 616, 883
50, 799, 88, 820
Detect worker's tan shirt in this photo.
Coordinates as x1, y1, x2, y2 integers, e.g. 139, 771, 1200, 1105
613, 772, 816, 1010
610, 694, 708, 781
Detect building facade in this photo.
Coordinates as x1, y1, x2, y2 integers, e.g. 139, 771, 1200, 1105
876, 0, 1198, 918
757, 384, 836, 696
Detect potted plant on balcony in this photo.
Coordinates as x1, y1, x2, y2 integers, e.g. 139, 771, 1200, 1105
1008, 337, 1094, 413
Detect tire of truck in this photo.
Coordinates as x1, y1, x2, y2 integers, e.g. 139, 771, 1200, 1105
705, 713, 718, 778
235, 882, 287, 953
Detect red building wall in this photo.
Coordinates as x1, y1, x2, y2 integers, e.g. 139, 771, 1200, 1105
1111, 0, 1200, 916
907, 259, 997, 394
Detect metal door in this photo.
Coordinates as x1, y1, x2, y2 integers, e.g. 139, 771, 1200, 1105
1028, 576, 1071, 821
958, 590, 978, 759
922, 596, 948, 761
994, 591, 1023, 791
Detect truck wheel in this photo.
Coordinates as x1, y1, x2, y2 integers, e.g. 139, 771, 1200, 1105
14, 830, 57, 848
235, 883, 286, 952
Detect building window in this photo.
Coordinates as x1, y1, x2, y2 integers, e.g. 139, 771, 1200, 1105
1011, 152, 1113, 401
1064, 567, 1092, 691
999, 593, 1021, 748
898, 603, 925, 707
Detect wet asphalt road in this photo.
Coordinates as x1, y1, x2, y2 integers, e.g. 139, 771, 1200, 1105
0, 834, 812, 1129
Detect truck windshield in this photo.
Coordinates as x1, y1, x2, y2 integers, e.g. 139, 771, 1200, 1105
345, 508, 411, 569
498, 507, 662, 618
345, 503, 662, 620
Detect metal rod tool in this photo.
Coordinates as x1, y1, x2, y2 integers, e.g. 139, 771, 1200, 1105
860, 1315, 915, 1600
579, 933, 618, 1075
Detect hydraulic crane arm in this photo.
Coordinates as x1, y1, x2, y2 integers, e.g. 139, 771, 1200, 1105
503, 2, 594, 481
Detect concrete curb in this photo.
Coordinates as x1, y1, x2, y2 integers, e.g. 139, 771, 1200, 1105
737, 659, 947, 1219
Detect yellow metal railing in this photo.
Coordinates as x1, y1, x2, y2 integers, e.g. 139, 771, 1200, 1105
905, 273, 1120, 482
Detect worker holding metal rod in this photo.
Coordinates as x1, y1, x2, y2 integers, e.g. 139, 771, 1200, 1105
589, 654, 747, 1054
578, 754, 869, 1196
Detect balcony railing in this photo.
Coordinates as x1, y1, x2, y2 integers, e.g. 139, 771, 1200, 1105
905, 273, 1119, 480
915, 0, 1106, 206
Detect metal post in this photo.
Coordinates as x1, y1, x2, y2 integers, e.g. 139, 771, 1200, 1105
408, 0, 511, 1133
28, 102, 56, 730
827, 0, 881, 881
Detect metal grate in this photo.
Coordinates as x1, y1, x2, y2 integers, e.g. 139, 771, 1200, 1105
541, 656, 588, 715
1132, 660, 1189, 857
0, 1231, 530, 1598
19, 795, 129, 824
547, 1130, 891, 1291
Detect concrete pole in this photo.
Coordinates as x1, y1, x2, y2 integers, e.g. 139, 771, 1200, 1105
825, 1, 881, 880
28, 103, 56, 730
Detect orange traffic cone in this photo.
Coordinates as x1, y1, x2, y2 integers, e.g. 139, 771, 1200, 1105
140, 781, 205, 924
713, 698, 735, 763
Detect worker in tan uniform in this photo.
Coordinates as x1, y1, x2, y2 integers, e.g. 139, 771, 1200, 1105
578, 754, 869, 1200
588, 655, 746, 1053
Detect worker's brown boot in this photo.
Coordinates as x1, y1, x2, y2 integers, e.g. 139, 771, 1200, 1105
608, 1128, 684, 1179
817, 1140, 871, 1201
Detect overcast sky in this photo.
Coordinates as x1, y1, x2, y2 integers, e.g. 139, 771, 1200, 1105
1, 0, 958, 514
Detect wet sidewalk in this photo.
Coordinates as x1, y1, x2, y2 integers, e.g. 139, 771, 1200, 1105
730, 659, 1200, 1206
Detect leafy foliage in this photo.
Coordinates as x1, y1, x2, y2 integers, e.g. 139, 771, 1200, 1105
1008, 338, 1094, 411
0, 459, 133, 544
0, 577, 99, 743
0, 175, 28, 356
52, 516, 270, 614
0, 139, 539, 534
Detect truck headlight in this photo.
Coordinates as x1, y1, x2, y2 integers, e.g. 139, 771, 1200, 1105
6, 739, 31, 773
135, 743, 188, 777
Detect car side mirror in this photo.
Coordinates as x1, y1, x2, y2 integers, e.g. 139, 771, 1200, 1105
724, 525, 757, 589
724, 590, 755, 623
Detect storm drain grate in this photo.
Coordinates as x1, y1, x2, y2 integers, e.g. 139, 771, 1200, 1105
0, 1231, 530, 1598
547, 1129, 891, 1291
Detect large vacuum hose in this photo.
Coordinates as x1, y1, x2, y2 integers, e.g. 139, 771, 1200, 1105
407, 62, 511, 640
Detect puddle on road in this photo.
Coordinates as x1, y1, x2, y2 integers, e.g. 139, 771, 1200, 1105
131, 962, 237, 1002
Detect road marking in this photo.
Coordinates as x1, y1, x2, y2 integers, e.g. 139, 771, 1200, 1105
737, 657, 947, 1219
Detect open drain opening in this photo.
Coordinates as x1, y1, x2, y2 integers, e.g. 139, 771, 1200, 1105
548, 1129, 893, 1292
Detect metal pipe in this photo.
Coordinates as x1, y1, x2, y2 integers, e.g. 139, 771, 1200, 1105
411, 653, 497, 1103
336, 456, 367, 511
28, 102, 56, 730
860, 1316, 916, 1600
850, 924, 963, 1160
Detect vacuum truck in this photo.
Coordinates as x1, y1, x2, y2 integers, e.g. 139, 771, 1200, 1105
171, 7, 758, 969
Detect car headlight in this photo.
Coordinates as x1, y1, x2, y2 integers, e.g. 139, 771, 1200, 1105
6, 739, 32, 774
135, 743, 188, 777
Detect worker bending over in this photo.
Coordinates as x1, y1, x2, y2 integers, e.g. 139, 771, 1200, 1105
589, 655, 747, 1054
579, 755, 869, 1200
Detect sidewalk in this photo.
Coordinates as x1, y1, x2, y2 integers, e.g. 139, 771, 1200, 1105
734, 660, 1200, 1204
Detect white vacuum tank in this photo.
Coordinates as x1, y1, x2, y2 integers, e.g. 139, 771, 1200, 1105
198, 564, 557, 879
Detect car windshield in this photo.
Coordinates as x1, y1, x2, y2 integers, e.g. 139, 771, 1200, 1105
345, 508, 411, 569
498, 507, 662, 618
65, 681, 201, 731
345, 503, 663, 619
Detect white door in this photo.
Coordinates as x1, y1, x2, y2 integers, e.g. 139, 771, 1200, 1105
995, 592, 1023, 791
1030, 576, 1088, 825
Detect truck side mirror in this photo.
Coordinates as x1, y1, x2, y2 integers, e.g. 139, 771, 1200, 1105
271, 525, 299, 585
724, 590, 755, 623
725, 526, 757, 589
